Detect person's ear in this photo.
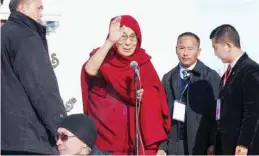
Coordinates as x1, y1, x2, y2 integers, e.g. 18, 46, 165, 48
225, 41, 233, 53
197, 47, 201, 57
17, 3, 25, 12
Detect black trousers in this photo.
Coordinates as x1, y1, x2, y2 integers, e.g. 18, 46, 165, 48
214, 131, 234, 155
215, 131, 223, 155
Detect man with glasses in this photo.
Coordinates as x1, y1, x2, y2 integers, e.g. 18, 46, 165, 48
56, 114, 111, 155
161, 32, 221, 155
81, 15, 171, 155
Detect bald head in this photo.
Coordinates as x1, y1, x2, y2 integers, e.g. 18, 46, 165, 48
9, 0, 32, 12
9, 0, 43, 23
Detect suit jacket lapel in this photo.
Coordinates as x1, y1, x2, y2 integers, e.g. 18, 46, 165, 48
190, 60, 203, 82
220, 53, 248, 91
170, 66, 181, 101
172, 60, 203, 99
164, 66, 179, 116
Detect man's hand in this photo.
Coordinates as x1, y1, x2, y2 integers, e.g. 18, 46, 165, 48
235, 145, 248, 156
108, 16, 123, 43
137, 89, 144, 101
207, 145, 214, 155
156, 149, 166, 156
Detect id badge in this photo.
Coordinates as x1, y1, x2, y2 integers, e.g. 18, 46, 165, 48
216, 99, 221, 121
172, 100, 186, 122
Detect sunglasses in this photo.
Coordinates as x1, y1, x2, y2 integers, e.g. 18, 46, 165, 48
56, 133, 75, 142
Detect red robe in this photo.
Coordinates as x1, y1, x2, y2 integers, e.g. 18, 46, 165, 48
81, 15, 171, 155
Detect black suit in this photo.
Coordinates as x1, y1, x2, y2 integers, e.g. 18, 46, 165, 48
215, 53, 259, 155
162, 60, 221, 154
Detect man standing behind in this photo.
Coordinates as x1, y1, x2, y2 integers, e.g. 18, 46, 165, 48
210, 24, 259, 155
161, 32, 220, 155
1, 0, 67, 155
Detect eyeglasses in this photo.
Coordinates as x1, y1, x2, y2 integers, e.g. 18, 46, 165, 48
56, 133, 75, 142
118, 34, 138, 43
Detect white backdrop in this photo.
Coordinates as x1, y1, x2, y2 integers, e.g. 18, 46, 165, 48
1, 0, 259, 114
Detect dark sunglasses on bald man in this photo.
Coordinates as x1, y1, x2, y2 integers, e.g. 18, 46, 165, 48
56, 133, 75, 142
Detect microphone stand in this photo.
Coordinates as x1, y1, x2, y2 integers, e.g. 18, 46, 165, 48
134, 71, 139, 156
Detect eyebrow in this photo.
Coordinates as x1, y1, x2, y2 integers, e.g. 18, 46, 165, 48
178, 45, 195, 47
122, 32, 136, 36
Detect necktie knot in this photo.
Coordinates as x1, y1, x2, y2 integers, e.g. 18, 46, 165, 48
226, 64, 232, 75
182, 70, 190, 80
223, 64, 232, 87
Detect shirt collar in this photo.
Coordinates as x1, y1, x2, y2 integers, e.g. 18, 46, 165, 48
179, 61, 197, 79
229, 52, 244, 68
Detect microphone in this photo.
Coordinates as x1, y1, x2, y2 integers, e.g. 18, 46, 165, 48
65, 97, 76, 112
130, 61, 140, 77
130, 60, 141, 156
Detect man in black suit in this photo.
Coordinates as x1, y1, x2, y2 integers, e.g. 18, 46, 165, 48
161, 32, 221, 155
210, 24, 259, 155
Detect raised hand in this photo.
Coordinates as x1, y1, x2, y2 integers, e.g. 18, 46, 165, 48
108, 16, 123, 43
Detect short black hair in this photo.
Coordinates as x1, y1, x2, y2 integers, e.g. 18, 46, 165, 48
177, 32, 200, 47
210, 24, 241, 48
9, 0, 23, 12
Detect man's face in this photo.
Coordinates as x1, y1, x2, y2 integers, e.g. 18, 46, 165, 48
211, 38, 230, 63
176, 36, 200, 68
56, 128, 91, 155
18, 0, 43, 23
115, 26, 137, 56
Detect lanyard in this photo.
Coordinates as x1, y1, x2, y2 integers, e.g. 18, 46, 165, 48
176, 68, 191, 142
179, 79, 190, 102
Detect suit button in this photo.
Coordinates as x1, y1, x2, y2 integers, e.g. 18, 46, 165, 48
60, 114, 64, 118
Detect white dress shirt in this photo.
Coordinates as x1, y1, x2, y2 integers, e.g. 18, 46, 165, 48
179, 61, 197, 79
